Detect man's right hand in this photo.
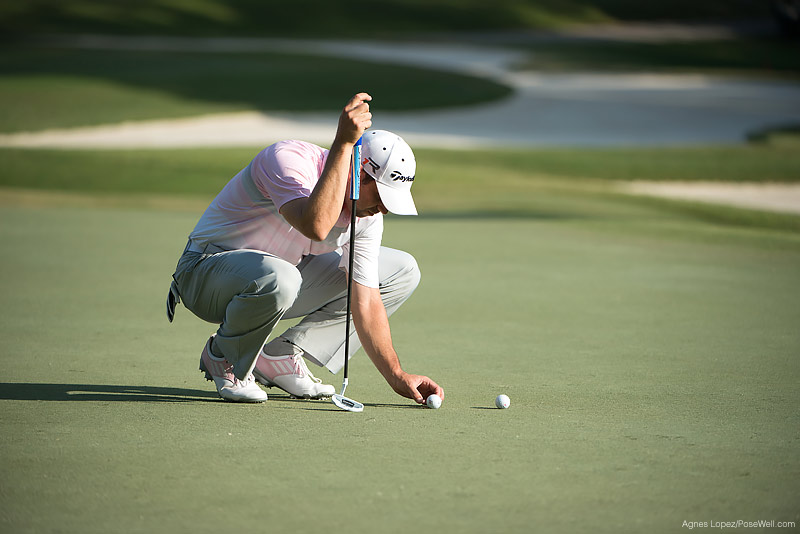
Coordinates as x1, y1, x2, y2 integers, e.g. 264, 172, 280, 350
280, 93, 373, 241
388, 371, 445, 405
335, 93, 372, 145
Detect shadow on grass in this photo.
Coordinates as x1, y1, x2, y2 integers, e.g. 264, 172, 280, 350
243, 392, 420, 410
0, 382, 219, 402
363, 402, 424, 409
286, 401, 424, 411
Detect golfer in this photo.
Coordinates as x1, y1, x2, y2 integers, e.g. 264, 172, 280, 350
167, 93, 444, 405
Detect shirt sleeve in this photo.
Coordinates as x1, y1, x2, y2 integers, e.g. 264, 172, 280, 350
340, 214, 383, 288
251, 141, 320, 210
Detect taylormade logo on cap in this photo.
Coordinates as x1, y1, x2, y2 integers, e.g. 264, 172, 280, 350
390, 170, 414, 182
361, 130, 418, 216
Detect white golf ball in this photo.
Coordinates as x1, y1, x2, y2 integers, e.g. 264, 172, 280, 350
495, 394, 510, 409
426, 394, 442, 409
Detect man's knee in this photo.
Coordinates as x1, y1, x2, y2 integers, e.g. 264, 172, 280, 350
271, 263, 303, 311
382, 248, 421, 295
401, 252, 421, 292
249, 258, 302, 312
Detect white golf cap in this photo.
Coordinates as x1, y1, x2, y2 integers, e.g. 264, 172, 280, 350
361, 130, 417, 216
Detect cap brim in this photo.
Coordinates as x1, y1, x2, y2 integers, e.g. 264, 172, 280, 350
376, 181, 417, 216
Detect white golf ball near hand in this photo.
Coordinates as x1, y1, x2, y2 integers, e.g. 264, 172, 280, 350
426, 394, 442, 409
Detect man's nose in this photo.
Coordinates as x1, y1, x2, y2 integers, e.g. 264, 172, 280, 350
379, 203, 388, 214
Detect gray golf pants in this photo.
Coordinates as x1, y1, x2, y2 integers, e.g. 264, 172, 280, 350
170, 246, 420, 380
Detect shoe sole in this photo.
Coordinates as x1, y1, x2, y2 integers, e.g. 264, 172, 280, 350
252, 371, 333, 400
219, 394, 266, 403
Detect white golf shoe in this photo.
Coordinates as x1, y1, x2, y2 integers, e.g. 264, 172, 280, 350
199, 336, 267, 403
253, 351, 336, 399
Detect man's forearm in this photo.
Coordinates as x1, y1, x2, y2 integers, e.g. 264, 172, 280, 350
350, 279, 444, 404
351, 283, 403, 382
278, 93, 371, 241
305, 92, 372, 238
304, 140, 353, 237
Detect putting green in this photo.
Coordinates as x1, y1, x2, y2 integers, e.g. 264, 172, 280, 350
0, 188, 797, 533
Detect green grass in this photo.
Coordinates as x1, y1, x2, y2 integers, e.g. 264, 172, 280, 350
0, 0, 772, 38
0, 47, 511, 133
2, 8, 798, 528
1, 185, 798, 533
2, 135, 800, 232
2, 138, 799, 194
517, 38, 800, 78
1, 140, 799, 533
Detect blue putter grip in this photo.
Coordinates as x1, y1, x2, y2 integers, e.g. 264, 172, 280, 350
352, 138, 362, 200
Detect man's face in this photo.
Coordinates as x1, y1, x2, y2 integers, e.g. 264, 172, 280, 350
354, 176, 388, 217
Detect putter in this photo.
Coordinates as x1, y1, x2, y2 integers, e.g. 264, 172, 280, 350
332, 137, 365, 413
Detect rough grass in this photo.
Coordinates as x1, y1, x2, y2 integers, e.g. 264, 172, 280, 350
2, 134, 800, 234
2, 137, 800, 194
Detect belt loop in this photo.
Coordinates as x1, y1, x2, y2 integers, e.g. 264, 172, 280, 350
185, 239, 227, 255
185, 239, 209, 254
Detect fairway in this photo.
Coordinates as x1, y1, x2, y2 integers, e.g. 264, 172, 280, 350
0, 47, 511, 133
1, 182, 798, 532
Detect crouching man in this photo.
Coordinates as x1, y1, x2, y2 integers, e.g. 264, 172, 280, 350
166, 92, 444, 405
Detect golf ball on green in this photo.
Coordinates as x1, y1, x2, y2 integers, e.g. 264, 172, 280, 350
495, 394, 510, 409
426, 394, 442, 409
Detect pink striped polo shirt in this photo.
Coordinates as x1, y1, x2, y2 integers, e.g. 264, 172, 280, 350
188, 140, 383, 288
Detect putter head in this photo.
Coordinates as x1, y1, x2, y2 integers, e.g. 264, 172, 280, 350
332, 394, 364, 413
